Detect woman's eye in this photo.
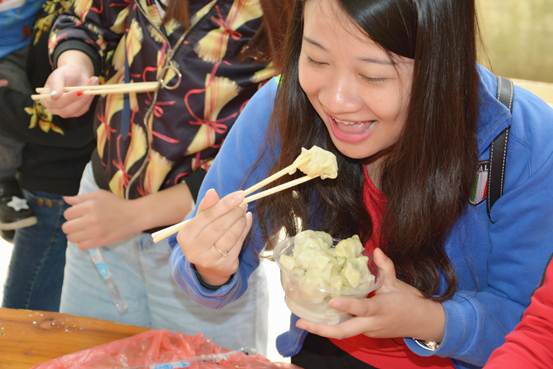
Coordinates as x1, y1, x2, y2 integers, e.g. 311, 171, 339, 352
359, 74, 387, 83
306, 56, 328, 66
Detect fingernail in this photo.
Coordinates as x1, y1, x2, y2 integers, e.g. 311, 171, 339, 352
50, 90, 58, 97
230, 191, 245, 205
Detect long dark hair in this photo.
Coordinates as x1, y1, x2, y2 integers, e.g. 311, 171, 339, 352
256, 0, 480, 300
165, 0, 293, 69
165, 0, 190, 27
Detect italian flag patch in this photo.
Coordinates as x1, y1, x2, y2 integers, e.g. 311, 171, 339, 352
470, 161, 489, 205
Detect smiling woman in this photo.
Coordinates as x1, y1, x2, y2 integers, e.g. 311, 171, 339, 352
298, 1, 414, 160
170, 1, 553, 369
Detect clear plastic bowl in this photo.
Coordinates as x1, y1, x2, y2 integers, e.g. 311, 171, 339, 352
273, 235, 379, 325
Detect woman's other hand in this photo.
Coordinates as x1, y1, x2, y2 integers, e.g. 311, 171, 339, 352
41, 50, 97, 118
62, 190, 141, 249
176, 189, 252, 286
296, 248, 446, 342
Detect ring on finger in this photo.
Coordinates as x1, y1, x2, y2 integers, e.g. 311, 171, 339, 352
212, 245, 230, 257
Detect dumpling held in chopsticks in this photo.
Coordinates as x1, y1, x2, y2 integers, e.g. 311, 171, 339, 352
291, 146, 338, 179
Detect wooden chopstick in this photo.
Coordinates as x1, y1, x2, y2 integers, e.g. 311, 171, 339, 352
152, 219, 190, 244
151, 175, 315, 244
243, 163, 297, 195
243, 175, 313, 203
32, 81, 160, 101
243, 153, 312, 195
30, 92, 56, 100
35, 81, 159, 93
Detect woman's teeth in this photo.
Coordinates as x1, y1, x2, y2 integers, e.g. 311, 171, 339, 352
328, 116, 377, 143
334, 118, 375, 125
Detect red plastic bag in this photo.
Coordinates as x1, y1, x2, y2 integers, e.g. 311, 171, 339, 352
32, 329, 301, 369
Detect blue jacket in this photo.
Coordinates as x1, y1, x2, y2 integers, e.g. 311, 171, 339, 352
0, 0, 44, 59
171, 67, 553, 368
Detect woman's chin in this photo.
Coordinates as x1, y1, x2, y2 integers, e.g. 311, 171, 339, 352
330, 139, 373, 160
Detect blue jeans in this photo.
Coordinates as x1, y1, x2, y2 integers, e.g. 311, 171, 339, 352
2, 190, 68, 310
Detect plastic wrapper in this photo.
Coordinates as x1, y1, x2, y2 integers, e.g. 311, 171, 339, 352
32, 329, 301, 369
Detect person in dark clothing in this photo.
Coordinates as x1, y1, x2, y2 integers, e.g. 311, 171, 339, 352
0, 0, 45, 235
1, 0, 95, 311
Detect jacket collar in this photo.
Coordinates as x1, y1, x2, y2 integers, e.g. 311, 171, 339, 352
136, 0, 216, 30
475, 65, 512, 154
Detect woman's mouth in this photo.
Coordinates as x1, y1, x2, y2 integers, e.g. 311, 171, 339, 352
328, 116, 377, 144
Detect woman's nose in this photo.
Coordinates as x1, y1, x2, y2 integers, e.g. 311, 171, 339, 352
318, 74, 362, 113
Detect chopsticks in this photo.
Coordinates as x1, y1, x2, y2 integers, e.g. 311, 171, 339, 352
151, 174, 315, 244
243, 175, 313, 203
31, 81, 160, 101
151, 146, 337, 244
243, 162, 298, 195
152, 219, 191, 244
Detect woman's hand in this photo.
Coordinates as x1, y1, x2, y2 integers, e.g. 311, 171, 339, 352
176, 189, 252, 286
296, 248, 446, 342
62, 190, 141, 249
41, 50, 97, 118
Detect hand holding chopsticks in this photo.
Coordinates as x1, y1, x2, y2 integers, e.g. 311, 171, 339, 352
32, 50, 162, 119
151, 146, 338, 243
35, 59, 99, 118
32, 81, 160, 101
151, 175, 313, 244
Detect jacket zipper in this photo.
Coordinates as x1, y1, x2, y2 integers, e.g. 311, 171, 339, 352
125, 0, 217, 198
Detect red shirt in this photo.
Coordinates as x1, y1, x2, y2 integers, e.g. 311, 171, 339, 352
330, 168, 455, 369
484, 260, 553, 369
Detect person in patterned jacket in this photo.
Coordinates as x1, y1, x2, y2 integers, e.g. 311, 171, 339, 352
39, 0, 292, 353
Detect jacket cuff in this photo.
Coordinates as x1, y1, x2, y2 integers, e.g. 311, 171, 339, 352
192, 264, 233, 291
170, 247, 240, 309
405, 293, 477, 358
52, 40, 101, 75
182, 259, 239, 300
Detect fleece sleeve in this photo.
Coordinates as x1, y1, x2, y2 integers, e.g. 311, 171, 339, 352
170, 78, 279, 308
49, 0, 130, 73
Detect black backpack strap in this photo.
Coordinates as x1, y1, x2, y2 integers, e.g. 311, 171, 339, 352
487, 76, 514, 215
